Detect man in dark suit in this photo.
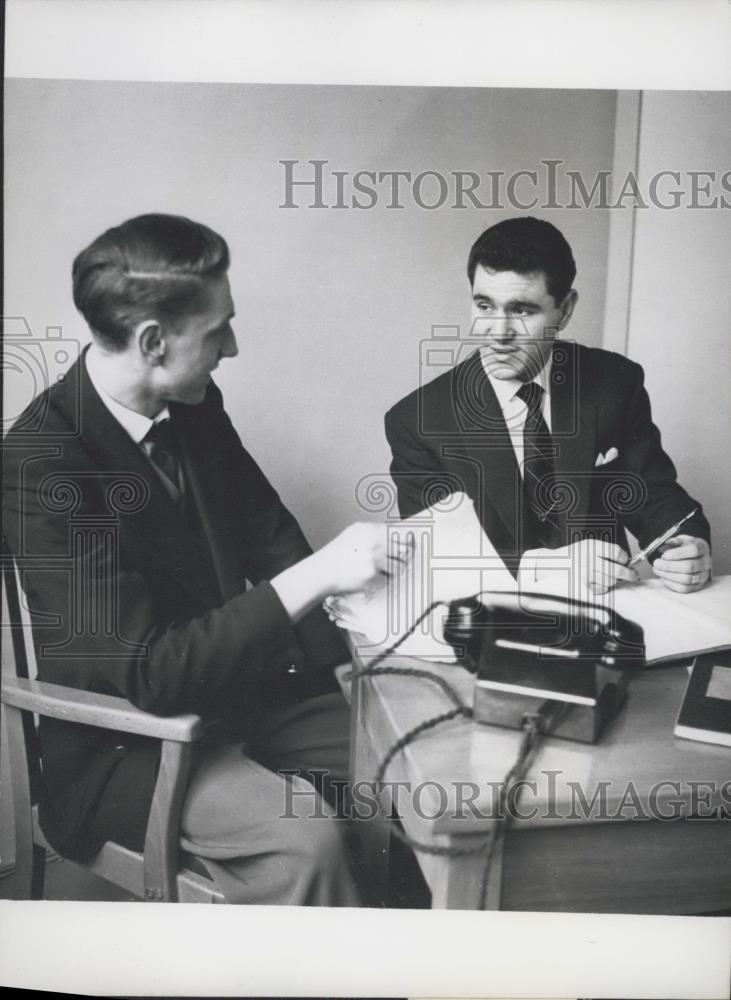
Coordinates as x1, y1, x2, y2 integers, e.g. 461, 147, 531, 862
4, 213, 411, 905
385, 217, 711, 595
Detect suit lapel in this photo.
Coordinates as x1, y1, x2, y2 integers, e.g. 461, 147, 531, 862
66, 354, 222, 608
550, 340, 597, 530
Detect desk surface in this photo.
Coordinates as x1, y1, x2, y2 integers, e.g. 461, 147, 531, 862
352, 658, 730, 831
345, 631, 731, 911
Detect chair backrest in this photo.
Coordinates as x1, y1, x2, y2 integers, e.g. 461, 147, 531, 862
2, 540, 221, 902
1, 540, 44, 801
2, 542, 33, 676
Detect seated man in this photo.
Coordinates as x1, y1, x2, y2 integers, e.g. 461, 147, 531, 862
3, 213, 411, 905
385, 216, 711, 595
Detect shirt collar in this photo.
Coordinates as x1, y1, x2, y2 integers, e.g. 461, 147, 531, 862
85, 349, 169, 445
479, 347, 553, 409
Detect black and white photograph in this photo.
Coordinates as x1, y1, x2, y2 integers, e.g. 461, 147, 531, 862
2, 1, 730, 997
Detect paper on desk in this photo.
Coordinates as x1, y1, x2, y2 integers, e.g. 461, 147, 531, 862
606, 578, 731, 664
325, 492, 517, 661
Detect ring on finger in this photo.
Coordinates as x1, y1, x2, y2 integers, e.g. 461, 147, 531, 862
691, 573, 700, 585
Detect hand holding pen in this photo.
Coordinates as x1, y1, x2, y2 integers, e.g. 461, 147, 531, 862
631, 508, 712, 594
628, 508, 698, 567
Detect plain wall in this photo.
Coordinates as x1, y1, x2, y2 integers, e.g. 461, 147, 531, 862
626, 91, 731, 573
4, 80, 616, 547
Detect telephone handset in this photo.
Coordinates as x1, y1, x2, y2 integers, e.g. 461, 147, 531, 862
443, 592, 646, 744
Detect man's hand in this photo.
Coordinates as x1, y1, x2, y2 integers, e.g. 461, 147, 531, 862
652, 535, 711, 593
272, 522, 414, 623
529, 539, 639, 595
317, 522, 414, 596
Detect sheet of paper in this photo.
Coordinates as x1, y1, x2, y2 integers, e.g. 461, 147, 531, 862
327, 492, 516, 660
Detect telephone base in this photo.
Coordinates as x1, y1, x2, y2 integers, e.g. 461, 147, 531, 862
473, 667, 630, 744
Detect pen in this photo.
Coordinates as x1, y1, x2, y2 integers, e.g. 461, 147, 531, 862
538, 499, 559, 523
628, 507, 698, 567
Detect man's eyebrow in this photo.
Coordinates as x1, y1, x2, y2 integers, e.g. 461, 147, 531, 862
472, 293, 539, 310
505, 298, 540, 310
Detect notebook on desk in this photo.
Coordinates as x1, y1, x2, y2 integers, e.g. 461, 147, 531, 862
674, 650, 731, 748
607, 578, 731, 666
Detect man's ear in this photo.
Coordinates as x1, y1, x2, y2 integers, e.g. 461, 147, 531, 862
136, 320, 166, 365
557, 289, 578, 330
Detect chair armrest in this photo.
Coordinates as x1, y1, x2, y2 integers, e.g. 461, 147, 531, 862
1, 676, 203, 742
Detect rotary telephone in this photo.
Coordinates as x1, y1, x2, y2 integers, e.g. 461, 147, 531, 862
443, 592, 646, 743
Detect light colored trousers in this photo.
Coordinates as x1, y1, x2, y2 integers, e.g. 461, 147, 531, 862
179, 691, 361, 906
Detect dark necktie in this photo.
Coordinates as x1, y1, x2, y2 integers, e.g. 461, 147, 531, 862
144, 419, 181, 491
516, 381, 560, 549
145, 420, 220, 591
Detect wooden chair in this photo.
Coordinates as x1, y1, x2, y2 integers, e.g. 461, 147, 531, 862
1, 546, 224, 902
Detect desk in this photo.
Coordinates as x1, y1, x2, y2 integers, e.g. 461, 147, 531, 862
339, 652, 731, 912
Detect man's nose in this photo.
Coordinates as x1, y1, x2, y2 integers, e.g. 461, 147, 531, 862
221, 326, 239, 359
490, 314, 515, 342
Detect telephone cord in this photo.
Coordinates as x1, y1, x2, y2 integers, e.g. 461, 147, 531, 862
345, 595, 551, 908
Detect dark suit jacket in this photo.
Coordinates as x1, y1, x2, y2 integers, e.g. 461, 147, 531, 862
3, 350, 348, 860
385, 342, 710, 574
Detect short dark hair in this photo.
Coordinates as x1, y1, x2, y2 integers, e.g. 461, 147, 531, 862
467, 217, 576, 303
72, 214, 230, 350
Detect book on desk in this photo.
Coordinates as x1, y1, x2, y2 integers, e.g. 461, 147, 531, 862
674, 649, 731, 748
